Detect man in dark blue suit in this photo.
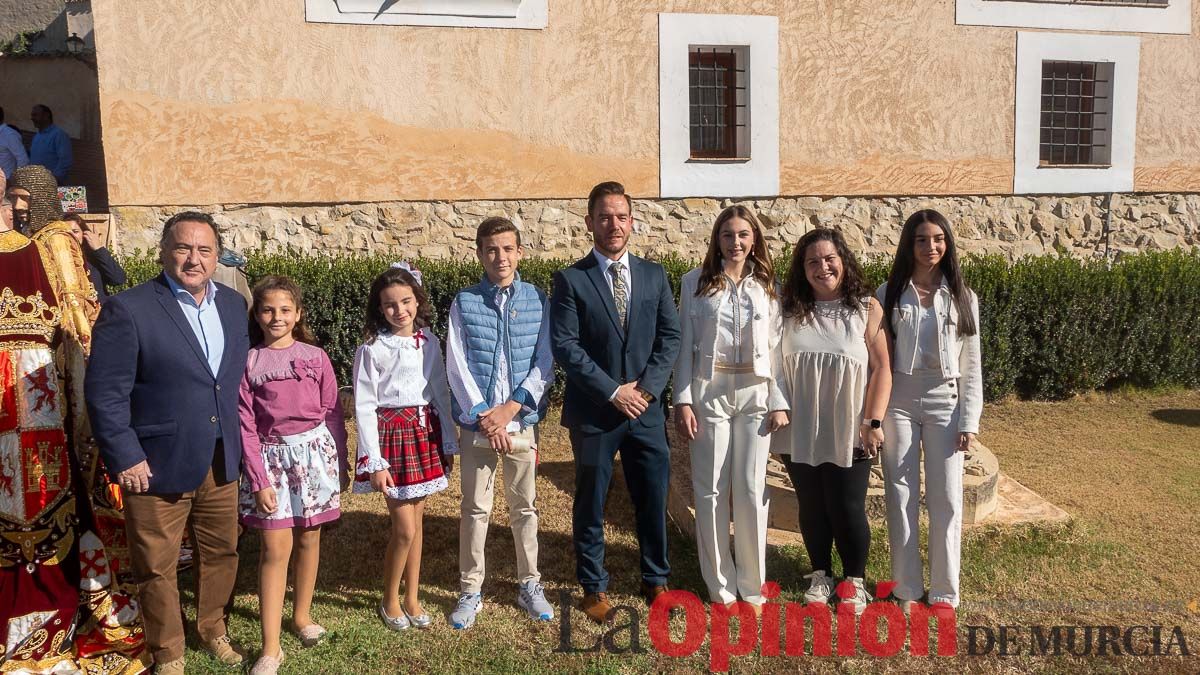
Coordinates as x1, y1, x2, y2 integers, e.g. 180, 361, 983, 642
551, 181, 681, 623
86, 212, 249, 673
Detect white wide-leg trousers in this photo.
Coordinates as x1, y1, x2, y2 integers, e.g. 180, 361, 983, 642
881, 373, 965, 607
690, 370, 771, 605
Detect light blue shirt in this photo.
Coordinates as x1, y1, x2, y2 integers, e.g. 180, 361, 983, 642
164, 274, 224, 376
30, 123, 72, 182
0, 124, 28, 178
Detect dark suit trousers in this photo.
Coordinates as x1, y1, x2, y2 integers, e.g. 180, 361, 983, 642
123, 449, 239, 664
571, 421, 671, 593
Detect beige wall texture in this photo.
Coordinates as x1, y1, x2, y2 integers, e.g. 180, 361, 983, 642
91, 0, 1200, 207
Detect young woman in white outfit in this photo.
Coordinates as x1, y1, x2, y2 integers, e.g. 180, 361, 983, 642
673, 205, 790, 609
877, 209, 983, 611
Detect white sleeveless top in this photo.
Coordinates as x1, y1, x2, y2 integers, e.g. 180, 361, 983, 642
771, 298, 870, 467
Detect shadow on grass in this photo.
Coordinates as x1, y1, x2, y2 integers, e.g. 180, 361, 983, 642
1150, 408, 1200, 427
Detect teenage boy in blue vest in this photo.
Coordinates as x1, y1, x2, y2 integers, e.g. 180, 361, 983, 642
446, 217, 556, 629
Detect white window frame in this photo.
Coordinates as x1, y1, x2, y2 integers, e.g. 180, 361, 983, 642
1014, 32, 1140, 194
305, 0, 547, 29
957, 0, 1191, 35
659, 13, 779, 198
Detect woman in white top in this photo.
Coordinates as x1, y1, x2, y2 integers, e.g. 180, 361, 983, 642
772, 228, 891, 615
877, 209, 982, 611
673, 205, 790, 609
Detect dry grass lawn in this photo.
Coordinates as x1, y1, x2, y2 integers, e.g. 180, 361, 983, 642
176, 390, 1200, 673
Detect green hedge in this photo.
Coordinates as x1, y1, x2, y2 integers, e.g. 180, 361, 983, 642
119, 249, 1200, 402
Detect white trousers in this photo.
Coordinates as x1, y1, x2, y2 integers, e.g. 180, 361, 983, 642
690, 370, 771, 605
458, 428, 540, 594
881, 373, 964, 607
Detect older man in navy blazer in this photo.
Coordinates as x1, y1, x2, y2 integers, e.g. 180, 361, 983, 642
86, 212, 249, 673
551, 181, 681, 624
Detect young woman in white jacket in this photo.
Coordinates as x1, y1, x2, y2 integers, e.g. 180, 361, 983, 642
673, 205, 790, 609
877, 209, 983, 611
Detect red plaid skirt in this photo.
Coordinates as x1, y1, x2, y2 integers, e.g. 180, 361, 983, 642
374, 406, 446, 496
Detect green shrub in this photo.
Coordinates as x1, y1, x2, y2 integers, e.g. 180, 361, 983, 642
119, 249, 1200, 402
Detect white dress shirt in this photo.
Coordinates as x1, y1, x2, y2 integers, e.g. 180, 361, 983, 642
593, 248, 633, 401
593, 248, 632, 300
714, 273, 756, 365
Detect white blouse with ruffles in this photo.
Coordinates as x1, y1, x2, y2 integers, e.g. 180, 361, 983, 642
771, 298, 870, 467
352, 328, 460, 478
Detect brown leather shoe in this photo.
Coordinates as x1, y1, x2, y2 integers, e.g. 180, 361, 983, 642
580, 592, 613, 624
640, 581, 669, 607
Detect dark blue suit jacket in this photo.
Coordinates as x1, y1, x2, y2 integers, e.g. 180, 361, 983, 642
86, 273, 249, 493
550, 252, 681, 433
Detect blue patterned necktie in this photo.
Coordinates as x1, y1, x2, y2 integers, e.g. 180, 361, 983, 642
609, 262, 628, 327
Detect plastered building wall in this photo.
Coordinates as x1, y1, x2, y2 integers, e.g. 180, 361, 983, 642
90, 0, 1200, 207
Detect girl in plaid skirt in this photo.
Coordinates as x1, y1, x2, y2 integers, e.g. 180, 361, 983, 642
353, 263, 458, 631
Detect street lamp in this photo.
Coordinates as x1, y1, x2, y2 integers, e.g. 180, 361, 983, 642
65, 32, 84, 55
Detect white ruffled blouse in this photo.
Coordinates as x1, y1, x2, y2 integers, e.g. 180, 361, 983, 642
771, 299, 870, 467
352, 328, 460, 477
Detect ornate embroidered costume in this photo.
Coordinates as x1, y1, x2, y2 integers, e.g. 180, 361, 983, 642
0, 217, 147, 669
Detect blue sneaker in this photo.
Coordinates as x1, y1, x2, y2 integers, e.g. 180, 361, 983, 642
450, 592, 482, 630
517, 581, 554, 622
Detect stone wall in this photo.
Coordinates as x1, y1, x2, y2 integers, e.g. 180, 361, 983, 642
110, 193, 1200, 261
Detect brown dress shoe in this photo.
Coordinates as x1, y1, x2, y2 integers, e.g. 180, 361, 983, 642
580, 592, 613, 624
640, 581, 669, 607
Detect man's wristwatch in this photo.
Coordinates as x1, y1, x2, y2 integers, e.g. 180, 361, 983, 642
862, 418, 882, 429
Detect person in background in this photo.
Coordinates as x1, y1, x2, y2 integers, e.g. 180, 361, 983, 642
0, 106, 30, 178
65, 213, 128, 301
30, 104, 73, 183
771, 228, 891, 616
878, 209, 983, 613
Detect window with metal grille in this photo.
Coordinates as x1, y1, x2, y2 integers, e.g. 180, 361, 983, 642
688, 46, 749, 160
1039, 60, 1114, 166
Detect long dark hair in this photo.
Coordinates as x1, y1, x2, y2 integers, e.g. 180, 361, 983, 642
696, 205, 776, 298
781, 228, 869, 321
248, 275, 318, 346
363, 267, 433, 341
883, 209, 977, 337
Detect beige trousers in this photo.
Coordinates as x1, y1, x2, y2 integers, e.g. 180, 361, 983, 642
458, 427, 540, 594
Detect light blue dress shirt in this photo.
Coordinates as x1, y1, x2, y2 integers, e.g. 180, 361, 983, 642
30, 124, 72, 182
164, 274, 225, 376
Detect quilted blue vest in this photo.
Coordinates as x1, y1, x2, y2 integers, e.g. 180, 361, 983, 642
451, 274, 548, 429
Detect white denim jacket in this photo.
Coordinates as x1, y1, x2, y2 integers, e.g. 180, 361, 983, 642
673, 268, 789, 411
876, 280, 983, 434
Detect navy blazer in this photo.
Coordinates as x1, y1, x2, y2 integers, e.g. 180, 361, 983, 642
84, 246, 127, 303
86, 273, 250, 493
550, 252, 681, 433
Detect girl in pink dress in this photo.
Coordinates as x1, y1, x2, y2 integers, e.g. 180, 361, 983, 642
238, 276, 348, 674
